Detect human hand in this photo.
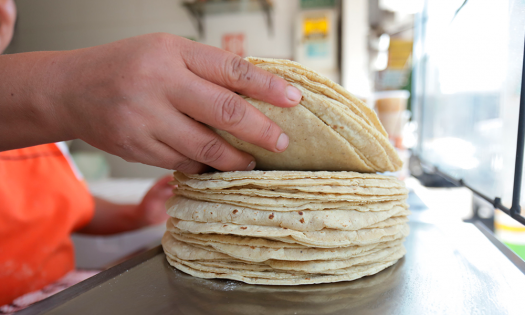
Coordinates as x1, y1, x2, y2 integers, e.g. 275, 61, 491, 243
50, 33, 301, 173
78, 176, 174, 235
135, 175, 173, 227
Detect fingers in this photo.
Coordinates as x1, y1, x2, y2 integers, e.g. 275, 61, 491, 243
154, 175, 175, 187
169, 70, 289, 153
144, 177, 173, 201
139, 175, 173, 226
149, 175, 175, 194
147, 176, 174, 199
124, 137, 208, 174
180, 42, 301, 108
152, 108, 257, 172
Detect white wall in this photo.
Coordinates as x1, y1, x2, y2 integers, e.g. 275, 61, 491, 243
341, 0, 371, 99
200, 0, 298, 59
7, 0, 298, 57
7, 0, 197, 53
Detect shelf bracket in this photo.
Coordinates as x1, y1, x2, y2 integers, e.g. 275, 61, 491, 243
182, 0, 273, 39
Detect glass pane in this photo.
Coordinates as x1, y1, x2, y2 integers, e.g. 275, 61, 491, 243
413, 0, 525, 208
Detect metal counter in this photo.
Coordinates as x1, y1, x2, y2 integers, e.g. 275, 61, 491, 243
21, 220, 525, 315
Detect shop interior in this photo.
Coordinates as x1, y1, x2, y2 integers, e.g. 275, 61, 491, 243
5, 0, 525, 312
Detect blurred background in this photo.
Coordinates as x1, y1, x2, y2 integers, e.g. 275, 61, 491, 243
7, 0, 525, 265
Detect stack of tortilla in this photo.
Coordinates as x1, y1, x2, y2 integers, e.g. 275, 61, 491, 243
168, 255, 404, 314
162, 171, 409, 285
162, 57, 409, 285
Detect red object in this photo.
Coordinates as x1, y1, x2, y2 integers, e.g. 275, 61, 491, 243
0, 144, 94, 305
222, 33, 245, 57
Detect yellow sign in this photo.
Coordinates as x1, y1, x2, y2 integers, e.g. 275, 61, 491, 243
388, 40, 413, 70
303, 15, 329, 40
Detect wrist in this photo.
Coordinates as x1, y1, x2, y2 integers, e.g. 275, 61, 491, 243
119, 204, 147, 231
0, 51, 76, 150
36, 51, 78, 141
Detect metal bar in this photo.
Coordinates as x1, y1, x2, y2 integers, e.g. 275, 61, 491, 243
257, 0, 273, 36
510, 34, 525, 216
431, 166, 494, 205
415, 156, 525, 226
182, 2, 204, 38
414, 0, 429, 156
474, 221, 525, 273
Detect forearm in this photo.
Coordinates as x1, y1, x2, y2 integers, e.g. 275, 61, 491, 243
0, 51, 73, 150
0, 33, 300, 172
77, 197, 144, 235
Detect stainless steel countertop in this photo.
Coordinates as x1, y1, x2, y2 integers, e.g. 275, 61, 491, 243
22, 218, 525, 315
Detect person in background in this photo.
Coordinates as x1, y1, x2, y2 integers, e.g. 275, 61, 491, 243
0, 0, 301, 308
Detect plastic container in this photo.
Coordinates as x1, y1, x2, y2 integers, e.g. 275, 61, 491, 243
374, 90, 410, 147
374, 90, 410, 112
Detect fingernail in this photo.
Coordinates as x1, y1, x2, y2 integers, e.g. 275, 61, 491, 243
245, 160, 256, 171
286, 85, 302, 103
276, 133, 289, 152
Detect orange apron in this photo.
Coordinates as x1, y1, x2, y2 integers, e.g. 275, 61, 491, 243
0, 143, 94, 305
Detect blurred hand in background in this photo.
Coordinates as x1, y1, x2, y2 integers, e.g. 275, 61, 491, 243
78, 175, 173, 235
